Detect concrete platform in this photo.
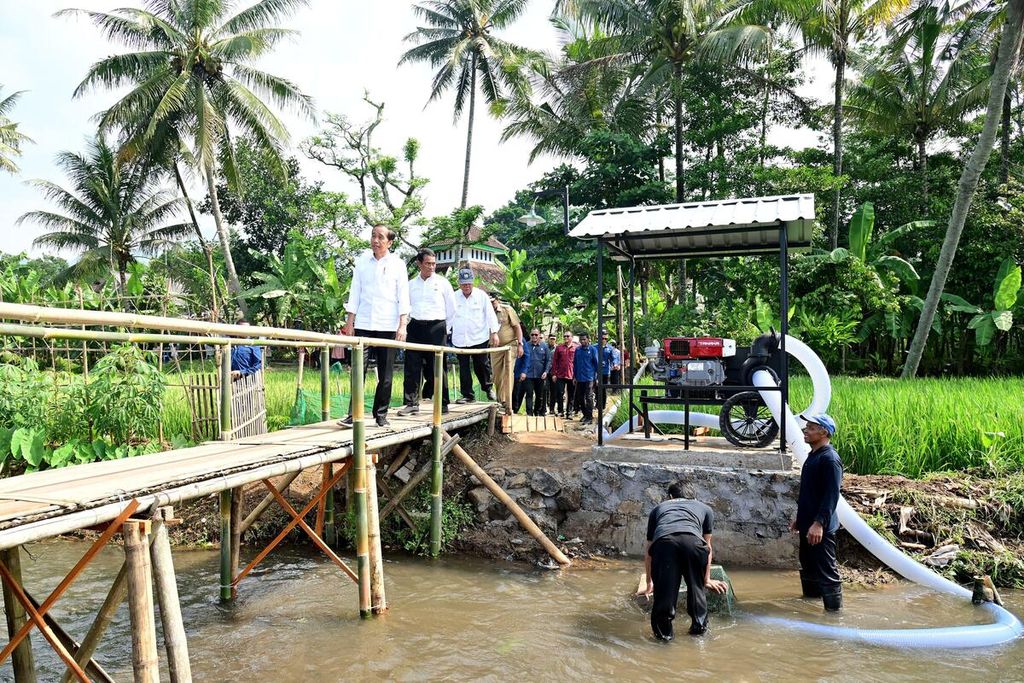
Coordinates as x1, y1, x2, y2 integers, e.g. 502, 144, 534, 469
594, 433, 793, 471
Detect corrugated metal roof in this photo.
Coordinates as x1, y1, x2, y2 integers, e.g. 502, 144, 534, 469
570, 194, 816, 259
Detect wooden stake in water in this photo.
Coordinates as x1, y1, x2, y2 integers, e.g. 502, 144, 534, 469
367, 453, 387, 614
150, 508, 192, 683
219, 490, 233, 602
351, 345, 372, 617
123, 521, 160, 683
321, 346, 336, 546
1, 546, 37, 683
430, 350, 445, 557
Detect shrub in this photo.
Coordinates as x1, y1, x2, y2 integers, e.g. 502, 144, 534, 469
87, 345, 166, 444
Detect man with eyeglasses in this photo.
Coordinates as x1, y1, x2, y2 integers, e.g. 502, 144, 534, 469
545, 333, 558, 414
398, 248, 454, 416
790, 413, 844, 611
523, 328, 553, 416
550, 331, 575, 418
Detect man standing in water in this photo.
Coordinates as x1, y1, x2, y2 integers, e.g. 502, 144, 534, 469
790, 414, 843, 611
640, 483, 728, 640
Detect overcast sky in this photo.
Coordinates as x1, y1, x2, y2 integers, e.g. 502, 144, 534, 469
0, 1, 831, 258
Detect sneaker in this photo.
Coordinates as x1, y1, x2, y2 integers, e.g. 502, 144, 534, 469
337, 415, 354, 429
375, 415, 390, 428
455, 397, 474, 404
396, 405, 419, 417
487, 388, 497, 401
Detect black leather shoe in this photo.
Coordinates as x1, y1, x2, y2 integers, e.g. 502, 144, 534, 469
375, 415, 390, 428
337, 416, 353, 428
441, 405, 450, 414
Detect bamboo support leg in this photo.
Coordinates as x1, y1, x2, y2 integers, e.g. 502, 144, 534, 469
1, 547, 36, 683
430, 350, 444, 557
123, 521, 160, 683
219, 490, 233, 601
230, 488, 242, 585
61, 564, 128, 683
239, 470, 302, 534
487, 404, 497, 436
366, 454, 387, 614
151, 508, 192, 683
443, 430, 571, 566
376, 477, 418, 530
325, 465, 337, 548
351, 345, 371, 617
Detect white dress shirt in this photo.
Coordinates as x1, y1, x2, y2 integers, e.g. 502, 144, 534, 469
409, 273, 455, 329
345, 250, 411, 331
451, 287, 499, 347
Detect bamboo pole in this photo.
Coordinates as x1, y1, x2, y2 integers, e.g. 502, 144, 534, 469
239, 471, 302, 534
351, 345, 371, 617
321, 346, 336, 546
150, 508, 192, 683
430, 351, 444, 557
218, 491, 233, 602
442, 430, 571, 566
123, 521, 160, 683
220, 343, 232, 440
366, 454, 387, 615
230, 489, 242, 588
0, 547, 37, 683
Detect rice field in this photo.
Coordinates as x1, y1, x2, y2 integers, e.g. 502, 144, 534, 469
609, 375, 1024, 478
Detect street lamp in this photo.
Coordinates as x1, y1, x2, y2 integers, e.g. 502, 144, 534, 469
517, 186, 570, 236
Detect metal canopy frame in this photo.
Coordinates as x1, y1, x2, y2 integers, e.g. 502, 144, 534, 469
573, 194, 815, 449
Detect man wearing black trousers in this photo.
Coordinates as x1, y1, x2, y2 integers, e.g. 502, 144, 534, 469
398, 248, 454, 416
790, 413, 843, 611
639, 483, 728, 640
524, 328, 552, 416
338, 225, 410, 428
451, 268, 499, 403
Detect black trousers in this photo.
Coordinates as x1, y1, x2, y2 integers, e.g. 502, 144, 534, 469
553, 377, 572, 414
574, 380, 595, 420
456, 340, 492, 400
799, 531, 842, 598
403, 319, 448, 407
349, 328, 396, 420
525, 377, 547, 416
512, 377, 527, 412
650, 532, 709, 639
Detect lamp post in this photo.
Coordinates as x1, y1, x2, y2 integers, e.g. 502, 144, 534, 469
518, 186, 570, 236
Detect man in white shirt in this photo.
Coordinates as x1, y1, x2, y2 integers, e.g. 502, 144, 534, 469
451, 267, 499, 403
339, 224, 410, 428
397, 248, 454, 416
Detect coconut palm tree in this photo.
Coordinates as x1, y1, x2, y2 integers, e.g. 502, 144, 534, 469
400, 0, 534, 208
781, 0, 913, 249
903, 0, 1024, 377
0, 85, 32, 174
60, 0, 315, 318
21, 136, 191, 286
846, 2, 989, 208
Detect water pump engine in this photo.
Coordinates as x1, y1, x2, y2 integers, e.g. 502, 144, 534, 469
648, 337, 736, 387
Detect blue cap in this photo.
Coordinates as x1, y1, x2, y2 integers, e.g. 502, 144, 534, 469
457, 267, 474, 284
800, 413, 836, 436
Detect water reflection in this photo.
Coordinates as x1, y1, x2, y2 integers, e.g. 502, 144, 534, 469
2, 540, 1020, 682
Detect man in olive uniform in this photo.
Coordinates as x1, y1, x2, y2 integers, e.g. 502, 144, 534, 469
489, 292, 524, 414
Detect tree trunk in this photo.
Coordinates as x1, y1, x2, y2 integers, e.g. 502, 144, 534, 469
918, 137, 929, 211
175, 163, 225, 320
205, 167, 249, 320
831, 52, 846, 250
640, 264, 649, 318
673, 60, 684, 201
461, 52, 479, 209
902, 0, 1024, 378
1001, 88, 1012, 185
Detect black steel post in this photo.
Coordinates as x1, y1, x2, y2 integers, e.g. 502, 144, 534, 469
597, 240, 604, 445
628, 257, 636, 434
562, 186, 570, 237
779, 223, 789, 454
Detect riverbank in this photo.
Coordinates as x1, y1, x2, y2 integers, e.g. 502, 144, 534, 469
156, 424, 1024, 589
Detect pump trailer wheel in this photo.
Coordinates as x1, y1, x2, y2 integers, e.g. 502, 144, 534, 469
719, 391, 779, 448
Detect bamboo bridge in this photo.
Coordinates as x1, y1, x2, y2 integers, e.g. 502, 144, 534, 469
0, 303, 569, 683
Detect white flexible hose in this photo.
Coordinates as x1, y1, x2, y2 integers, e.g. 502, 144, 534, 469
603, 336, 1023, 648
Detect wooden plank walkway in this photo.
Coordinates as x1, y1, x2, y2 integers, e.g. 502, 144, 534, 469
0, 402, 494, 549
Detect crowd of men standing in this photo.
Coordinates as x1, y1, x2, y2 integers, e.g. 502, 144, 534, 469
336, 225, 623, 428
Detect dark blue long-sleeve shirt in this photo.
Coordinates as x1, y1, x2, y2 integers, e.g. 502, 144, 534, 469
231, 345, 263, 377
524, 341, 552, 378
796, 443, 843, 533
573, 344, 599, 382
514, 340, 531, 377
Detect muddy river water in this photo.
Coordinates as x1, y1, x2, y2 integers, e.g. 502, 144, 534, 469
2, 541, 1022, 681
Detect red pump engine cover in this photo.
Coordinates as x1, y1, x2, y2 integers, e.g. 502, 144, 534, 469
662, 337, 736, 360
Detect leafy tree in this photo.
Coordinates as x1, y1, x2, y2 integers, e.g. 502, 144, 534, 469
20, 136, 190, 286
780, 0, 913, 248
63, 0, 315, 318
400, 0, 533, 207
0, 85, 32, 174
944, 257, 1022, 347
904, 0, 1024, 377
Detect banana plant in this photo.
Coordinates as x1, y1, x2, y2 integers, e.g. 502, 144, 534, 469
825, 202, 929, 287
942, 258, 1022, 346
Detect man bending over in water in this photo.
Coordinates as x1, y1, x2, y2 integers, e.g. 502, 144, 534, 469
639, 483, 728, 640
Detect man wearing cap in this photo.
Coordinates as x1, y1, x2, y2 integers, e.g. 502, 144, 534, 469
489, 293, 525, 415
339, 224, 410, 428
451, 268, 499, 404
398, 248, 454, 416
790, 413, 844, 611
